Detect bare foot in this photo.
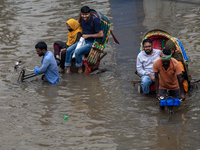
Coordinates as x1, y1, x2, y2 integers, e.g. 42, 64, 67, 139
59, 68, 64, 73
78, 67, 83, 74
66, 67, 71, 74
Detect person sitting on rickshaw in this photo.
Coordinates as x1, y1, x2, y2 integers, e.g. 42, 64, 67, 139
136, 39, 161, 94
165, 40, 190, 92
54, 19, 82, 73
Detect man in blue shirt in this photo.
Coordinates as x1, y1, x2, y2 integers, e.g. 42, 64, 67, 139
65, 6, 104, 74
34, 41, 59, 84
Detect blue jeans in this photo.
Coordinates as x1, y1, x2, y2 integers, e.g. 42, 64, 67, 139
141, 73, 154, 94
65, 40, 93, 67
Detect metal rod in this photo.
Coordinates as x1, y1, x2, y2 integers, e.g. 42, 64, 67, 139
24, 73, 35, 77
23, 74, 37, 80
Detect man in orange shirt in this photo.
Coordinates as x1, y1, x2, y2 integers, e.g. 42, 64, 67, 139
153, 48, 185, 100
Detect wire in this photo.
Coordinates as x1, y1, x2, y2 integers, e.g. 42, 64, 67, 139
17, 66, 34, 72
25, 68, 34, 72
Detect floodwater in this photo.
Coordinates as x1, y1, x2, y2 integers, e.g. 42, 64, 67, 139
0, 0, 200, 149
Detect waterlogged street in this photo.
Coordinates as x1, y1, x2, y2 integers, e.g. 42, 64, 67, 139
0, 0, 200, 149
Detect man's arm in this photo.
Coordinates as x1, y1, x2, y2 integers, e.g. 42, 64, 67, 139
155, 72, 160, 98
34, 59, 50, 75
136, 55, 147, 76
148, 74, 155, 82
82, 30, 104, 39
177, 74, 185, 101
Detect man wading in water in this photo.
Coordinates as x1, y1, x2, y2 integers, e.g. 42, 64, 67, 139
34, 41, 59, 84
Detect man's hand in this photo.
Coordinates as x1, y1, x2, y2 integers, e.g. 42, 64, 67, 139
61, 48, 66, 52
148, 74, 155, 82
180, 92, 185, 101
82, 34, 90, 39
156, 93, 160, 99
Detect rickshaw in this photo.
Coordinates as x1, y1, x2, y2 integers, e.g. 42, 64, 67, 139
135, 29, 189, 114
136, 29, 189, 92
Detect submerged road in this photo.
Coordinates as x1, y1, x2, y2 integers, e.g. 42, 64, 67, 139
0, 0, 199, 149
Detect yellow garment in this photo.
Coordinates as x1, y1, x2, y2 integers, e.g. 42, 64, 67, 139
183, 79, 188, 92
66, 19, 82, 46
178, 61, 185, 72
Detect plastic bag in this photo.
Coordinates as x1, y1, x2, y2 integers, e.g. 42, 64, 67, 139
160, 98, 180, 106
72, 37, 85, 58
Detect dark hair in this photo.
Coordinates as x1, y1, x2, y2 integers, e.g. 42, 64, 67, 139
81, 6, 91, 13
35, 41, 47, 50
162, 48, 171, 55
142, 38, 152, 45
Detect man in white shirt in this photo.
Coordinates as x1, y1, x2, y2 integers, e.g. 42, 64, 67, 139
136, 39, 161, 94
